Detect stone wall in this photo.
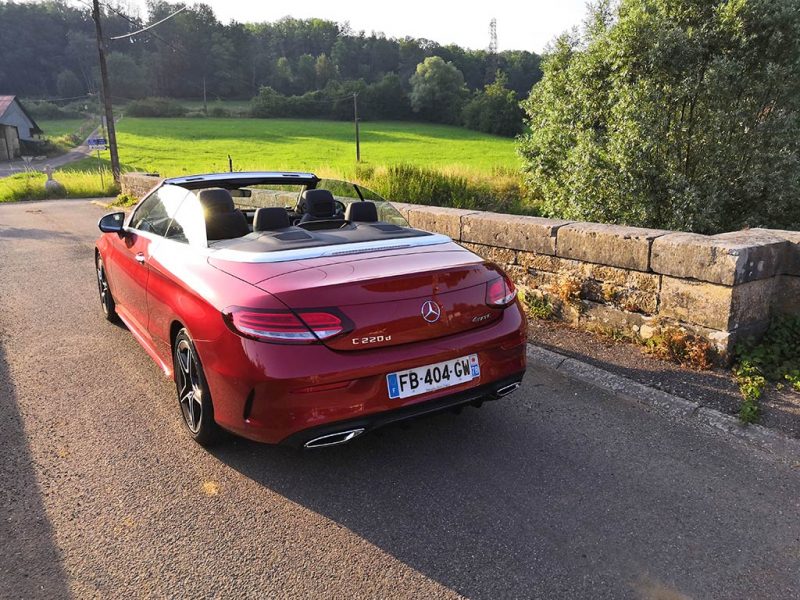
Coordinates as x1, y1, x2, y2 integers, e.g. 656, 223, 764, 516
121, 172, 799, 358
121, 172, 163, 201
389, 205, 799, 359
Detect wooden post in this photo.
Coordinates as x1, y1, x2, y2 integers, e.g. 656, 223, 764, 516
353, 92, 361, 162
91, 0, 121, 184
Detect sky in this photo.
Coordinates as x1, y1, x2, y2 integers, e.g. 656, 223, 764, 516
109, 0, 590, 53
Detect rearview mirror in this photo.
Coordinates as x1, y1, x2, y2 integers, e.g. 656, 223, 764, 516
98, 212, 125, 233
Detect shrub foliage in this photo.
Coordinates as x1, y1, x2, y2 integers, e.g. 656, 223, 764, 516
518, 0, 800, 234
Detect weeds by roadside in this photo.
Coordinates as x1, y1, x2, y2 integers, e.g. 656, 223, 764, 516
733, 315, 800, 424
521, 289, 554, 320
110, 193, 138, 208
644, 326, 714, 371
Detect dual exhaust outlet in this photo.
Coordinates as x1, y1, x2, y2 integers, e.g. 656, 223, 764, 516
302, 380, 522, 449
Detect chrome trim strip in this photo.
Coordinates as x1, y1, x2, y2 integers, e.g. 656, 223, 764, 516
304, 428, 365, 448
209, 233, 453, 264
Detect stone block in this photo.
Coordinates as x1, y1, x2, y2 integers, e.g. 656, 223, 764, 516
460, 242, 517, 266
659, 276, 774, 331
579, 300, 653, 332
405, 206, 478, 239
752, 228, 800, 276
461, 212, 571, 255
517, 252, 567, 273
388, 201, 417, 221
651, 230, 789, 285
772, 275, 800, 316
556, 223, 668, 271
121, 173, 163, 199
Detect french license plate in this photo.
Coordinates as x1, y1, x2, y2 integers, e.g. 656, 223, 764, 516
386, 354, 480, 400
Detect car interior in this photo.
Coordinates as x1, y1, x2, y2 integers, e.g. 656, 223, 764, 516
194, 186, 430, 252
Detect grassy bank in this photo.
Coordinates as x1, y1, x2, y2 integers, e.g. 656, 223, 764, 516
38, 118, 98, 155
0, 170, 117, 202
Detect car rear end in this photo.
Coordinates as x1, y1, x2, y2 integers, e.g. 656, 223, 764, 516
199, 242, 527, 446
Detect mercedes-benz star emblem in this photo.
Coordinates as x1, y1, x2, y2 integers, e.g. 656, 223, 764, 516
421, 300, 441, 323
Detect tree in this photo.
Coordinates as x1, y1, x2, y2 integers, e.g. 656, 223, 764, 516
295, 53, 317, 93
273, 57, 293, 94
409, 56, 468, 124
56, 69, 84, 98
104, 53, 147, 99
518, 0, 800, 234
462, 71, 523, 136
314, 53, 338, 88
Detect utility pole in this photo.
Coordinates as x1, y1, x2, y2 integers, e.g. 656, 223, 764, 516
353, 92, 361, 162
91, 0, 121, 184
203, 76, 208, 115
487, 18, 498, 82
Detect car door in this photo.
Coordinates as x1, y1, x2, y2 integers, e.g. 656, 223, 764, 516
145, 188, 207, 355
109, 189, 173, 335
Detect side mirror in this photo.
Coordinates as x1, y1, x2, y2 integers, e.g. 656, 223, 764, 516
98, 211, 125, 234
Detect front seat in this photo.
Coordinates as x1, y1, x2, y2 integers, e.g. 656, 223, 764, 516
253, 207, 290, 232
299, 189, 338, 223
197, 188, 249, 241
345, 201, 378, 223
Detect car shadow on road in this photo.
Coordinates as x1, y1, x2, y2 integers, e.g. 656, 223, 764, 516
208, 401, 591, 598
0, 341, 71, 598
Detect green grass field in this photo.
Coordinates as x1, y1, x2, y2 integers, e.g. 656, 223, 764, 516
3, 117, 530, 212
111, 118, 518, 176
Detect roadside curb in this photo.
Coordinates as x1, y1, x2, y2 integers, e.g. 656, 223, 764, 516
526, 344, 800, 459
90, 199, 114, 208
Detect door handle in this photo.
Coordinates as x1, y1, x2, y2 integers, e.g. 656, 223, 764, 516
135, 253, 146, 265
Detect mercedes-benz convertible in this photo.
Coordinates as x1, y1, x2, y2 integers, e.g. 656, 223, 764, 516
95, 172, 526, 448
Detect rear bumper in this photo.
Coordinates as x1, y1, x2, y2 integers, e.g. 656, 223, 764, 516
195, 303, 527, 444
279, 371, 525, 448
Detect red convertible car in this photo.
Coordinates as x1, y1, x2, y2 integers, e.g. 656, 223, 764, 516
95, 172, 526, 448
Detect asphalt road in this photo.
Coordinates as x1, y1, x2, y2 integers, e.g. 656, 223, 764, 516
2, 199, 799, 599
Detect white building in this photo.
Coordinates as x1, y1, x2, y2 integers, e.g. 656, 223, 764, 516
0, 96, 43, 160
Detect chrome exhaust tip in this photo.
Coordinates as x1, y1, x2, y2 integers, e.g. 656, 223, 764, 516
495, 382, 521, 397
304, 428, 365, 449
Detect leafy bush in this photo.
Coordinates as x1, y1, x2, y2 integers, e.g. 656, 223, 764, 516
462, 72, 524, 137
126, 98, 187, 118
522, 291, 554, 320
207, 105, 229, 118
519, 0, 800, 234
25, 100, 84, 120
251, 78, 412, 121
733, 315, 800, 422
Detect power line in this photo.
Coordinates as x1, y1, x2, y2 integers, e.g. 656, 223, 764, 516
110, 5, 186, 40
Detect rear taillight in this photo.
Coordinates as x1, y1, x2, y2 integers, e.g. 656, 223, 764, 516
486, 274, 516, 308
223, 307, 350, 343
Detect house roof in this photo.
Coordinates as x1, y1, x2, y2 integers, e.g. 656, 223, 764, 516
0, 95, 43, 134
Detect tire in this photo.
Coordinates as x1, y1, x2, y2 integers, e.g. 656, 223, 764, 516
173, 329, 220, 446
96, 255, 119, 322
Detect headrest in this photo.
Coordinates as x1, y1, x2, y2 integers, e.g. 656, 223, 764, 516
197, 188, 235, 213
253, 207, 290, 232
345, 201, 378, 223
301, 189, 336, 218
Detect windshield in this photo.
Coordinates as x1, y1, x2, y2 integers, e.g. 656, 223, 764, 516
316, 179, 409, 227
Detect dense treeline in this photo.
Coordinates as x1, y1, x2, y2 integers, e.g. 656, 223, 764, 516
0, 1, 540, 135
